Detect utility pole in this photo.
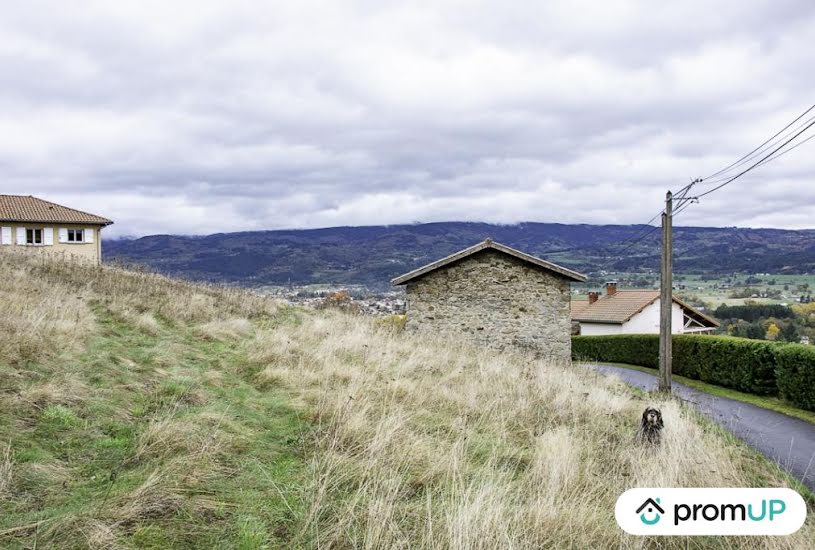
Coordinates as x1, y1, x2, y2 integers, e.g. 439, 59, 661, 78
659, 191, 673, 393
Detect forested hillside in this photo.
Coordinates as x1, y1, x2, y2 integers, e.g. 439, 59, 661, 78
105, 222, 815, 288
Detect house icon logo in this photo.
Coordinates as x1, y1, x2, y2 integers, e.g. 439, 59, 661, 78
636, 497, 665, 525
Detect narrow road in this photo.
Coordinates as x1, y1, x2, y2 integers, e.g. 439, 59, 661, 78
585, 363, 815, 491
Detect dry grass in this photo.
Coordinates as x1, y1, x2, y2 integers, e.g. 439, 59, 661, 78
0, 253, 297, 548
0, 443, 12, 499
2, 252, 814, 548
0, 263, 93, 366
0, 250, 278, 367
197, 318, 255, 341
246, 312, 815, 548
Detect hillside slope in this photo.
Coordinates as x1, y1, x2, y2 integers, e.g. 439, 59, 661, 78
1, 253, 813, 548
105, 221, 815, 288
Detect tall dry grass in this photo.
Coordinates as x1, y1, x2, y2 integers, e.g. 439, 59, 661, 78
247, 312, 815, 548
0, 251, 278, 366
2, 252, 813, 547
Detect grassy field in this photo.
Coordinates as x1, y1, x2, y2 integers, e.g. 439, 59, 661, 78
1, 253, 814, 548
577, 272, 815, 308
676, 273, 815, 307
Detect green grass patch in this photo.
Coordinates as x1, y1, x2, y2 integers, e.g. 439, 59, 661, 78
0, 304, 310, 549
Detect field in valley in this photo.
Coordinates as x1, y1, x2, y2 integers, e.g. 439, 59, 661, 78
577, 272, 815, 308
1, 253, 814, 548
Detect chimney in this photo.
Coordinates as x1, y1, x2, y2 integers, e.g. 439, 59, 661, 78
588, 291, 599, 304
606, 281, 618, 296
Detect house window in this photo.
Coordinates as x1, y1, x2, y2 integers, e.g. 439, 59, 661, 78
26, 229, 43, 245
67, 229, 84, 242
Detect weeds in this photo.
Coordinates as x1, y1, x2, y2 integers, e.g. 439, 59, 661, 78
1, 252, 813, 548
245, 311, 815, 548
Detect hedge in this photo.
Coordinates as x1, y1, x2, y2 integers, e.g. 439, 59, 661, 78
572, 334, 815, 411
775, 345, 815, 411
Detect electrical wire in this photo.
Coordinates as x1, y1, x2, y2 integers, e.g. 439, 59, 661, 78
694, 116, 815, 200
701, 104, 815, 181
564, 106, 815, 259
697, 112, 815, 187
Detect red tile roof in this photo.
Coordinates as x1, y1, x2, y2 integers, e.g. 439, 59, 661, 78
0, 195, 112, 225
571, 290, 718, 327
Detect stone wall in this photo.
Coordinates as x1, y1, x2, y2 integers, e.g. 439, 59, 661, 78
404, 249, 573, 363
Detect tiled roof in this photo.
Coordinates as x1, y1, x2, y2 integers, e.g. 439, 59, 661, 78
391, 238, 587, 285
0, 195, 113, 225
571, 299, 590, 316
571, 290, 719, 327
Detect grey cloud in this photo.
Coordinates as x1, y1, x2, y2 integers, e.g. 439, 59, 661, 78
0, 0, 813, 236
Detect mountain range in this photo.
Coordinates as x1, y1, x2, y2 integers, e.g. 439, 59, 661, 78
104, 222, 815, 289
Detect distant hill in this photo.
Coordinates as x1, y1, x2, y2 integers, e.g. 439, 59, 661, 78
104, 222, 815, 288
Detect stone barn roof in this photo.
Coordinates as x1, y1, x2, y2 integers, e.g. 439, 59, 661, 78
391, 239, 587, 285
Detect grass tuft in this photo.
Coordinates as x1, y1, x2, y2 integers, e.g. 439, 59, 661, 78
1, 252, 813, 548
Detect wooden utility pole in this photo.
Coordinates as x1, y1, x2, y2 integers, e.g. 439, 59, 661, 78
659, 191, 673, 393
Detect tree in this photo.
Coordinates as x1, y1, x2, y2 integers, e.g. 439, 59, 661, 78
766, 322, 781, 341
745, 323, 765, 340
317, 290, 360, 313
780, 322, 799, 343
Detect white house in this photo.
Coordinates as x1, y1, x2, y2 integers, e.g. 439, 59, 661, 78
0, 195, 112, 265
571, 282, 718, 336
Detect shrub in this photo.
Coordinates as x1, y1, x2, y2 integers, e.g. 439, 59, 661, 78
572, 335, 785, 397
375, 314, 407, 333
572, 334, 659, 369
714, 304, 793, 322
775, 345, 815, 411
317, 290, 360, 313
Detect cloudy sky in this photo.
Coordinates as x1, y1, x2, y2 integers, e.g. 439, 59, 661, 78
1, 0, 813, 236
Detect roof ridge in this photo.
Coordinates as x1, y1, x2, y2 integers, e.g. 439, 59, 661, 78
26, 195, 110, 221
0, 195, 112, 225
573, 289, 718, 327
392, 238, 587, 285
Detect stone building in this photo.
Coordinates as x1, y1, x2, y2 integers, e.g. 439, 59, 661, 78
392, 239, 586, 362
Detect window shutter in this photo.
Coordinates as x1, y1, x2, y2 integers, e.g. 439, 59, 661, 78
44, 228, 54, 246
85, 228, 94, 243
59, 228, 68, 243
16, 227, 25, 245
1, 226, 10, 245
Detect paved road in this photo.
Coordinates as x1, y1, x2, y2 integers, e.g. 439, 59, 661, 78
585, 364, 815, 491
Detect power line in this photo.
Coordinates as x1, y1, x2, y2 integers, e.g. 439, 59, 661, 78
701, 104, 815, 181
697, 112, 815, 187
610, 177, 701, 255
672, 199, 696, 218
674, 133, 815, 223
694, 116, 815, 200
612, 223, 663, 257
565, 106, 815, 259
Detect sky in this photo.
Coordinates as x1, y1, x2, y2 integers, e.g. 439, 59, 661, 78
1, 0, 814, 237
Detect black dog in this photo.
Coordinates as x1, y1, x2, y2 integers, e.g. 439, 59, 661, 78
636, 407, 664, 446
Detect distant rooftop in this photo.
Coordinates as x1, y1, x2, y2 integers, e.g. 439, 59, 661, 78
0, 195, 113, 225
572, 289, 718, 327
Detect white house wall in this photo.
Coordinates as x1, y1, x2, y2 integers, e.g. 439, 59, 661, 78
579, 299, 685, 335
580, 322, 623, 336
621, 300, 684, 334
